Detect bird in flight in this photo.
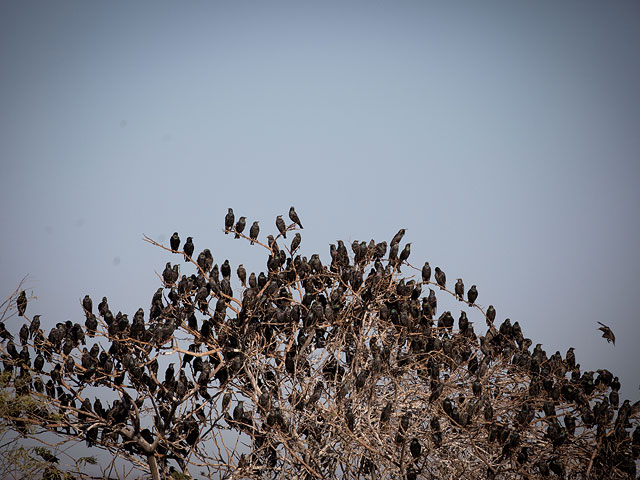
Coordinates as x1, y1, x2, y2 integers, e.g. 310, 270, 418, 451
597, 322, 615, 345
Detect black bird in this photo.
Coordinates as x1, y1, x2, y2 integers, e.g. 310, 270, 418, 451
98, 297, 109, 317
597, 322, 615, 345
454, 279, 464, 300
565, 347, 575, 370
289, 206, 303, 229
34, 353, 44, 372
399, 243, 411, 266
249, 221, 260, 245
183, 237, 194, 261
486, 305, 496, 324
222, 392, 232, 413
0, 322, 13, 341
165, 363, 175, 383
224, 208, 234, 234
234, 217, 246, 238
409, 438, 422, 459
434, 267, 446, 289
163, 262, 178, 285
19, 324, 29, 345
17, 290, 27, 316
221, 260, 231, 279
380, 402, 392, 423
170, 232, 180, 251
291, 233, 301, 252
422, 262, 431, 282
391, 229, 406, 246
82, 295, 93, 316
467, 285, 478, 305
233, 401, 245, 422
237, 264, 247, 287
85, 314, 98, 337
276, 215, 287, 238
30, 315, 41, 338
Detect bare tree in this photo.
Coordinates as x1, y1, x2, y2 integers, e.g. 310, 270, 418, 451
0, 211, 638, 479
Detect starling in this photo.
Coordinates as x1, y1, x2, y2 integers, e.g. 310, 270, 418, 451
249, 221, 260, 245
422, 261, 431, 282
234, 217, 246, 239
17, 290, 27, 316
409, 438, 422, 459
183, 237, 194, 261
237, 264, 247, 287
221, 259, 231, 279
224, 208, 234, 234
165, 363, 175, 383
380, 401, 392, 423
30, 315, 41, 338
233, 401, 245, 422
291, 233, 301, 252
85, 314, 98, 337
454, 279, 464, 300
19, 324, 29, 345
0, 322, 13, 341
467, 285, 478, 305
565, 347, 575, 370
399, 243, 411, 265
248, 272, 257, 288
276, 215, 287, 238
82, 295, 93, 316
289, 206, 303, 229
597, 322, 615, 345
391, 229, 406, 246
486, 305, 496, 324
434, 267, 446, 289
170, 232, 180, 251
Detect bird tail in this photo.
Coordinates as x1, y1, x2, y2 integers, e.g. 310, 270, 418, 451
235, 233, 240, 239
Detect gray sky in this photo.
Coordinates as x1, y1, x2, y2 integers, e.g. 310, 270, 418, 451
1, 0, 639, 442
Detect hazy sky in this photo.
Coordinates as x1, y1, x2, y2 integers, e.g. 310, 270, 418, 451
1, 0, 639, 459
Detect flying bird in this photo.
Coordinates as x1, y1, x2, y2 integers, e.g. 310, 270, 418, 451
597, 322, 615, 345
289, 206, 303, 229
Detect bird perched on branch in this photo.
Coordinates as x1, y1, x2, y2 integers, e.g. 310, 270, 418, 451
597, 322, 615, 345
289, 206, 303, 229
234, 217, 246, 238
170, 232, 180, 251
434, 267, 446, 289
249, 221, 260, 245
276, 215, 287, 238
17, 290, 27, 316
183, 237, 194, 261
455, 279, 464, 300
467, 285, 478, 305
224, 208, 234, 234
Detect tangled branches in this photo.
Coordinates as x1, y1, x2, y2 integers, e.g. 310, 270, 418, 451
0, 210, 638, 479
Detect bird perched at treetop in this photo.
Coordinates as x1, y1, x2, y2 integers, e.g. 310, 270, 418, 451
467, 285, 478, 305
597, 322, 615, 345
234, 217, 246, 239
249, 221, 260, 245
276, 215, 287, 238
434, 267, 446, 289
183, 237, 194, 261
289, 206, 303, 229
17, 290, 27, 316
224, 208, 234, 234
170, 232, 180, 251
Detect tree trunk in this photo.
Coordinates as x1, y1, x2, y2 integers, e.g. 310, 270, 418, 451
148, 454, 161, 480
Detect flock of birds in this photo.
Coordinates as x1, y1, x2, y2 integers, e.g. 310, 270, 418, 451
0, 207, 637, 479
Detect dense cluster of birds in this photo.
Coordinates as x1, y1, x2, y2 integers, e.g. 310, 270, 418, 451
0, 207, 637, 480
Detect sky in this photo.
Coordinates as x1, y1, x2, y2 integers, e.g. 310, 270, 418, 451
1, 0, 639, 468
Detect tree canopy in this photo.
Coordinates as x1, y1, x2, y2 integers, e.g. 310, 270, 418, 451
1, 209, 638, 479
